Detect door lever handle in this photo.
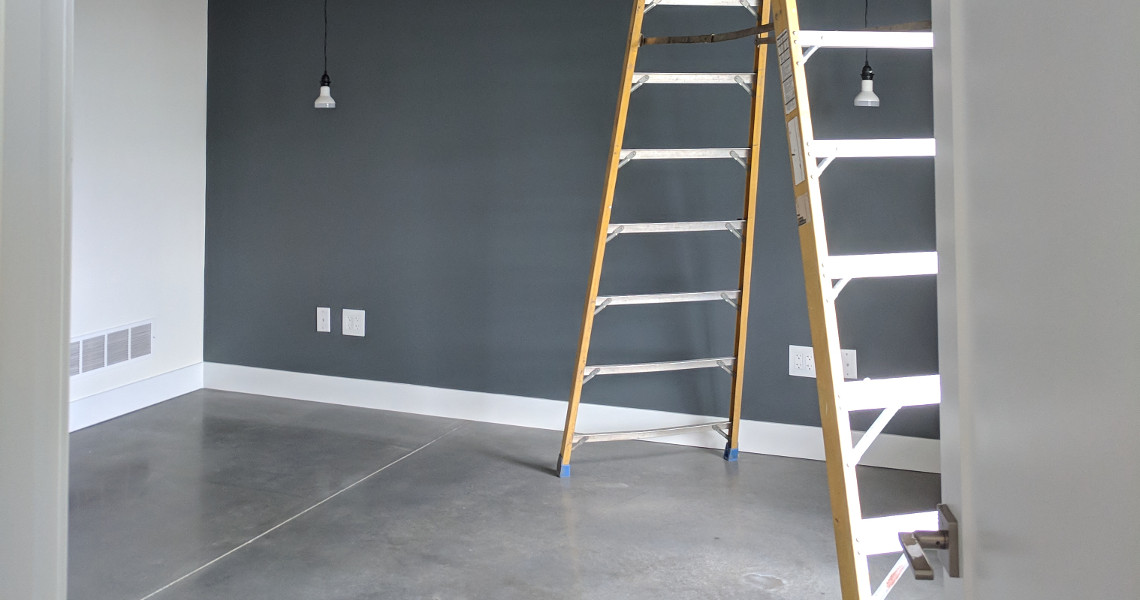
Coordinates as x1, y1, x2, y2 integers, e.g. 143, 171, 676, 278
898, 504, 960, 580
898, 530, 948, 579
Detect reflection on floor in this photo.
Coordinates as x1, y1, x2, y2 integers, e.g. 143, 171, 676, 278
69, 389, 942, 600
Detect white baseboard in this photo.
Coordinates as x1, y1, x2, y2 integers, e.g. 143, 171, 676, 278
204, 362, 939, 473
69, 363, 203, 432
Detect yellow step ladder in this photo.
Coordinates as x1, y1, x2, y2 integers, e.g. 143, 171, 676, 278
556, 0, 774, 477
770, 1, 941, 598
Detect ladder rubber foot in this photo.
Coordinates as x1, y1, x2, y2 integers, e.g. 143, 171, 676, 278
556, 456, 571, 478
723, 446, 739, 462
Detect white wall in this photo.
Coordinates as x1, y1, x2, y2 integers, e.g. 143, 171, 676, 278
935, 1, 1140, 598
0, 0, 72, 596
70, 0, 206, 402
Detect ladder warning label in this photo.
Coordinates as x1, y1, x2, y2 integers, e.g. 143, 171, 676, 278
777, 30, 796, 114
796, 193, 811, 227
788, 116, 806, 185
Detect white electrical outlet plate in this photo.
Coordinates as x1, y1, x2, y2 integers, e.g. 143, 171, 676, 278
789, 345, 857, 379
316, 307, 331, 333
789, 344, 816, 377
342, 309, 365, 337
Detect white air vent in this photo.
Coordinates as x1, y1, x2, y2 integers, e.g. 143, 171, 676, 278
130, 323, 151, 358
69, 341, 82, 376
81, 335, 106, 373
106, 329, 130, 366
70, 321, 153, 377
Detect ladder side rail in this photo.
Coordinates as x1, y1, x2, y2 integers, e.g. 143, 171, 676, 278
725, 0, 772, 460
556, 0, 647, 478
772, 0, 870, 597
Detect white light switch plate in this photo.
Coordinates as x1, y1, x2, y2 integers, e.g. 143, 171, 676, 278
342, 309, 365, 337
316, 307, 331, 333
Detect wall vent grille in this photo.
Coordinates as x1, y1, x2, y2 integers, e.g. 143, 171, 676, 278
130, 323, 152, 359
69, 341, 82, 376
106, 329, 130, 366
70, 321, 153, 377
81, 336, 106, 373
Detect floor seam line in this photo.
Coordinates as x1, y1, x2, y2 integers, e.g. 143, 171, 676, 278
136, 424, 461, 600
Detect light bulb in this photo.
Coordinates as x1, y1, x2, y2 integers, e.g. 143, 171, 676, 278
314, 72, 335, 109
853, 61, 880, 108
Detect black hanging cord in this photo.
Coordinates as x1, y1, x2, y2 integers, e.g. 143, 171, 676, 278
322, 0, 329, 79
864, 0, 869, 64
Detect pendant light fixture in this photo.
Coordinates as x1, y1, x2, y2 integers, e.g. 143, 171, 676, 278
853, 0, 880, 108
314, 0, 335, 109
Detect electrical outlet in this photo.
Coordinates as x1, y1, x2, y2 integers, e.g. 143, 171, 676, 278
316, 307, 331, 333
789, 345, 857, 379
789, 345, 815, 377
342, 309, 365, 337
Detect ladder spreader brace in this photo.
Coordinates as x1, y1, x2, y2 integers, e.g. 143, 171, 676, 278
556, 0, 773, 478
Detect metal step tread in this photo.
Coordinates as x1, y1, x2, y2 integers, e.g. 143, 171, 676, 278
608, 220, 744, 234
620, 148, 750, 160
584, 357, 735, 376
597, 290, 740, 306
823, 252, 937, 279
652, 0, 760, 6
807, 138, 935, 158
573, 420, 730, 446
839, 375, 940, 411
860, 511, 939, 556
796, 30, 933, 50
632, 72, 756, 85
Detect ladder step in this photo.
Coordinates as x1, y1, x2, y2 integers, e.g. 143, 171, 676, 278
796, 30, 933, 50
632, 72, 756, 85
823, 252, 937, 279
620, 148, 750, 160
651, 0, 760, 6
585, 357, 734, 377
807, 138, 935, 158
573, 420, 730, 446
597, 290, 740, 307
859, 511, 939, 556
608, 220, 744, 234
839, 375, 940, 411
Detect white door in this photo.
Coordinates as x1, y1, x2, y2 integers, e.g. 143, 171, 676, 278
933, 1, 1140, 599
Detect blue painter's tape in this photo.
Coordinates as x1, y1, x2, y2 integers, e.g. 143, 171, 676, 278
723, 446, 739, 462
558, 463, 571, 478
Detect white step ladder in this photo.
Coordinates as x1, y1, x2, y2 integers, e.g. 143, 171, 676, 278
771, 1, 941, 598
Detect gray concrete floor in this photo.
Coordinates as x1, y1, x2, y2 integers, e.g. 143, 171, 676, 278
69, 389, 942, 600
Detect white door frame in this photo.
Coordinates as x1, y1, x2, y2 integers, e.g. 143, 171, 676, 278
0, 0, 72, 597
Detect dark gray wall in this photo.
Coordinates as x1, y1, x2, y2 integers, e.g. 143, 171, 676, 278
205, 0, 937, 438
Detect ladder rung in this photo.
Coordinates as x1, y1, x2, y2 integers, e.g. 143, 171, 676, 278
596, 290, 740, 306
796, 30, 933, 49
632, 72, 756, 85
608, 220, 744, 234
585, 357, 734, 376
807, 138, 935, 158
839, 375, 940, 411
859, 511, 939, 556
822, 252, 937, 279
651, 0, 760, 6
573, 420, 730, 446
620, 148, 750, 160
